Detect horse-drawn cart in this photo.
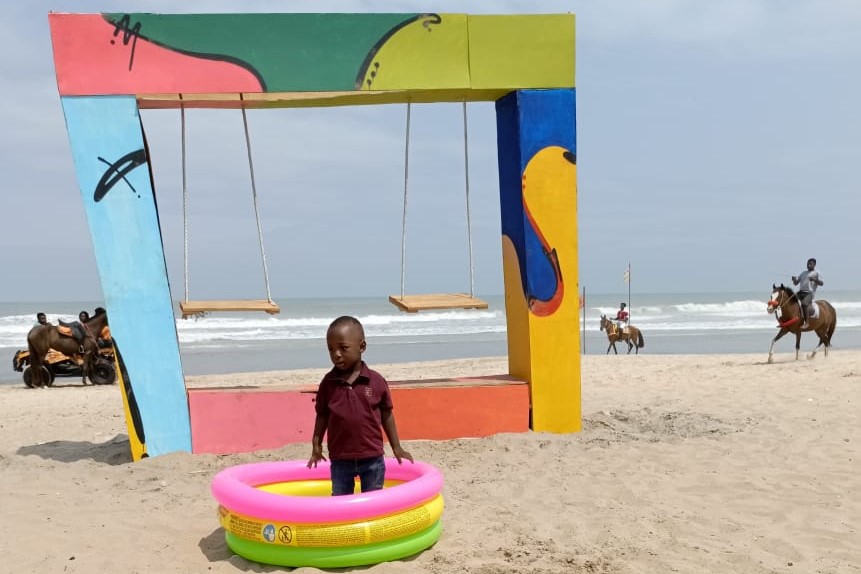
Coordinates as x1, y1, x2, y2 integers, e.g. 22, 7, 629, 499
12, 347, 117, 387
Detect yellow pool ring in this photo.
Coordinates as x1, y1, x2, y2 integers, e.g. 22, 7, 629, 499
219, 494, 444, 548
259, 479, 403, 497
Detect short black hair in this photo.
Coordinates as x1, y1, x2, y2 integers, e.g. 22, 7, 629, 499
36, 312, 46, 318
328, 315, 364, 337
808, 258, 816, 265
620, 302, 626, 307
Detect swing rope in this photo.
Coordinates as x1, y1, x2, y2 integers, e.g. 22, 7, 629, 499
462, 101, 475, 297
239, 94, 274, 304
180, 95, 190, 303
399, 101, 412, 299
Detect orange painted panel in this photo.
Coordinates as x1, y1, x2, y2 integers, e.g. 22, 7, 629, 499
391, 384, 530, 440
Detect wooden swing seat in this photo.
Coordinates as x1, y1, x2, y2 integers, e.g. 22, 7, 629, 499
180, 299, 280, 319
388, 293, 488, 313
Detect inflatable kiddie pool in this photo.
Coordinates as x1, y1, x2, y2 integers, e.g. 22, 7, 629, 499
211, 459, 444, 568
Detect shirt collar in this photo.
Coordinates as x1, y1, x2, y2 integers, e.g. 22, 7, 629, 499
322, 361, 371, 385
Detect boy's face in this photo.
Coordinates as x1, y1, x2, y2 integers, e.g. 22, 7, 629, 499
37, 314, 47, 324
807, 259, 816, 271
326, 323, 366, 373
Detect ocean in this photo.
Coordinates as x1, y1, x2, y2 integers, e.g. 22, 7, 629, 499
3, 290, 860, 385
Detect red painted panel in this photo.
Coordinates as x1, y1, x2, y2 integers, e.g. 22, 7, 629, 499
49, 14, 261, 96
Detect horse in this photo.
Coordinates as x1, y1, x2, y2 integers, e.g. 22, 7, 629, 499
26, 309, 109, 388
766, 283, 836, 363
600, 314, 645, 355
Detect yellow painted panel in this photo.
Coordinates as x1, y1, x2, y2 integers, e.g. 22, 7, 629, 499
358, 14, 470, 91
502, 236, 531, 381
522, 146, 580, 433
468, 14, 575, 89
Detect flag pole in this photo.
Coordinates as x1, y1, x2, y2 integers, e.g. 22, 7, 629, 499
581, 285, 586, 354
626, 262, 631, 324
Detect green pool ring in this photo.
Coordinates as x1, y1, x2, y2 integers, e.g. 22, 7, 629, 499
225, 520, 442, 568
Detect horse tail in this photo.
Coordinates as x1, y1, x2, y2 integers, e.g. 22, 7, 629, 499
637, 329, 645, 349
823, 301, 837, 344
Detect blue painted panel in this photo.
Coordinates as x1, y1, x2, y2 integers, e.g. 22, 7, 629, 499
61, 96, 191, 456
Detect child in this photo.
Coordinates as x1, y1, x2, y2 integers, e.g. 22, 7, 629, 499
307, 316, 413, 495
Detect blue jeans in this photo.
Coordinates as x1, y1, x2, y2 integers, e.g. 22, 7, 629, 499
330, 456, 386, 496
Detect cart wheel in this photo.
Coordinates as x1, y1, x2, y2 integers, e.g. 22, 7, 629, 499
23, 366, 51, 388
90, 360, 116, 385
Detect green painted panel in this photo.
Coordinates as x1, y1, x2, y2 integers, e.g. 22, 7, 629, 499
103, 13, 421, 91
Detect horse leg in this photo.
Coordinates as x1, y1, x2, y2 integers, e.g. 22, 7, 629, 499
768, 329, 789, 364
807, 328, 827, 360
795, 332, 802, 361
81, 350, 94, 385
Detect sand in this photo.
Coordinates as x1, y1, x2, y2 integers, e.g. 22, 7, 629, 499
1, 351, 858, 573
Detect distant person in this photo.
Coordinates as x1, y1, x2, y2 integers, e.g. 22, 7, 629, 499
614, 302, 629, 333
78, 311, 90, 323
307, 315, 413, 495
792, 257, 823, 328
35, 312, 50, 326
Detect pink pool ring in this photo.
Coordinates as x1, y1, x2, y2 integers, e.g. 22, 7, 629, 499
211, 458, 443, 524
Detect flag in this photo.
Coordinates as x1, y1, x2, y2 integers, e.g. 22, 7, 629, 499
623, 266, 630, 284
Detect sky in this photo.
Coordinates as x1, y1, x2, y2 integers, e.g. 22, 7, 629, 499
1, 0, 859, 302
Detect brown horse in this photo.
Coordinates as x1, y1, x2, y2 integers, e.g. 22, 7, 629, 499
600, 315, 645, 355
766, 283, 836, 363
26, 309, 109, 387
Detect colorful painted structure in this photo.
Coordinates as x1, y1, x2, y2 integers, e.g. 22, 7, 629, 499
48, 12, 578, 459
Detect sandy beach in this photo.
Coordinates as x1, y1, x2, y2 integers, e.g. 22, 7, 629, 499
1, 351, 858, 574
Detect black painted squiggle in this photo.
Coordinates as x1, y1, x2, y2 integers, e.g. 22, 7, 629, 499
94, 148, 147, 202
109, 14, 141, 71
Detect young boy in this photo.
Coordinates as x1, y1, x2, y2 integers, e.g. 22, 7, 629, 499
307, 316, 413, 495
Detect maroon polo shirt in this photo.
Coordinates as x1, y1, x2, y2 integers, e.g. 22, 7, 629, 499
315, 362, 394, 460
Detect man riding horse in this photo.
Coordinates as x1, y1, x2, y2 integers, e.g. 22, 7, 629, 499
792, 257, 823, 329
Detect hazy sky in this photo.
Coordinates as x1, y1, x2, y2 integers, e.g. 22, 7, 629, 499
2, 1, 859, 302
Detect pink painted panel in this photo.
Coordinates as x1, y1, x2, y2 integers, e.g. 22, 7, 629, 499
188, 389, 315, 454
49, 14, 261, 96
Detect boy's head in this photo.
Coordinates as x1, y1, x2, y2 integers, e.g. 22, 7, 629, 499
620, 303, 626, 309
36, 312, 47, 325
79, 311, 90, 322
807, 258, 816, 270
326, 316, 366, 373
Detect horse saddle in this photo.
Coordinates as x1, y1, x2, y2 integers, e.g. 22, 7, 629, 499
57, 320, 86, 344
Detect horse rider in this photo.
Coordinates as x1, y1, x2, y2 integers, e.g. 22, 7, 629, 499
614, 302, 629, 335
792, 257, 823, 329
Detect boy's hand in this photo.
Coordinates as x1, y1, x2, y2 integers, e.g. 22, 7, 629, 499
307, 446, 326, 468
391, 445, 414, 464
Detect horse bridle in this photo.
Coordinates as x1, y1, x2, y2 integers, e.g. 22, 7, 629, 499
767, 288, 797, 315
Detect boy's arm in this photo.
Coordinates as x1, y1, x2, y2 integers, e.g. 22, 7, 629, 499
380, 409, 413, 464
307, 413, 328, 468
